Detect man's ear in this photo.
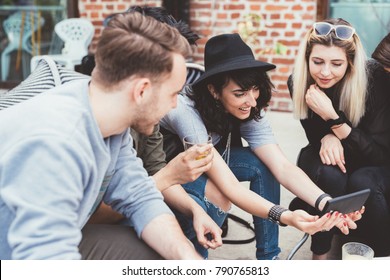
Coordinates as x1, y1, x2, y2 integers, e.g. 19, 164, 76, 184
132, 78, 151, 104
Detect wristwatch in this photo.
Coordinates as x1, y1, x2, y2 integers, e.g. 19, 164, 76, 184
326, 111, 349, 129
268, 205, 288, 227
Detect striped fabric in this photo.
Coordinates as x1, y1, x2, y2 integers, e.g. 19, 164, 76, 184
0, 60, 204, 111
0, 56, 88, 111
185, 62, 205, 85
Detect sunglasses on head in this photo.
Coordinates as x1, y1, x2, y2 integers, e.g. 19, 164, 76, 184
313, 22, 355, 40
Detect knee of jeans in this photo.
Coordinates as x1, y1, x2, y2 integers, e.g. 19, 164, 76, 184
254, 161, 275, 180
250, 159, 278, 186
204, 197, 229, 227
310, 231, 334, 255
182, 174, 208, 199
248, 160, 280, 198
348, 168, 375, 192
316, 165, 347, 195
189, 194, 208, 213
238, 148, 268, 170
245, 154, 278, 185
205, 184, 231, 212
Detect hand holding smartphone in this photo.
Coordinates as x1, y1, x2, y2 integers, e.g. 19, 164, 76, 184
322, 189, 370, 214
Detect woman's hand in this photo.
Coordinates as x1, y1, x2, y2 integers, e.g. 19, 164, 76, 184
305, 84, 338, 121
333, 206, 365, 235
282, 210, 348, 235
320, 134, 346, 173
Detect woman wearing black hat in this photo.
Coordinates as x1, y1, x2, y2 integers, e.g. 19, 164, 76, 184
160, 33, 362, 260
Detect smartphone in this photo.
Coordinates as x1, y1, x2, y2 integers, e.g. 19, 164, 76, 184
322, 189, 370, 214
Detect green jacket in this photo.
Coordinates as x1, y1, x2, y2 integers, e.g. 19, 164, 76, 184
130, 124, 167, 176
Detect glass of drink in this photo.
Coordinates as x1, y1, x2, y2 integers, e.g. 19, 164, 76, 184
182, 133, 212, 160
342, 242, 374, 260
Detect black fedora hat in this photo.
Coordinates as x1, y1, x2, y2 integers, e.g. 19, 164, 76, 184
193, 33, 276, 88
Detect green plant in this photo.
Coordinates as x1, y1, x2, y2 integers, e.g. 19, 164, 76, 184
237, 13, 287, 56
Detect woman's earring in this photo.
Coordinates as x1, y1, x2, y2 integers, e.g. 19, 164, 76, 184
215, 99, 222, 109
211, 90, 222, 109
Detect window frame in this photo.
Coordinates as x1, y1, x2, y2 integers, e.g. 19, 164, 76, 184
0, 0, 79, 89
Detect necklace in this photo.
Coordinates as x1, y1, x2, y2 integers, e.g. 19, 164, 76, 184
221, 132, 231, 166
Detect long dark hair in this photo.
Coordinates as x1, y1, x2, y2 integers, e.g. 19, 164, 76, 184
189, 68, 274, 135
372, 32, 390, 68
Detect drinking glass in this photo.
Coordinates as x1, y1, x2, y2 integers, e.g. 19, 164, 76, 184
182, 133, 212, 160
342, 242, 374, 260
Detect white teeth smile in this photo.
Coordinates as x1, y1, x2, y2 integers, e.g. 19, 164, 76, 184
239, 107, 250, 111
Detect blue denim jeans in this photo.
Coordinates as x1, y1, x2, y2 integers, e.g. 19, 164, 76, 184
226, 146, 281, 260
175, 174, 228, 259
177, 146, 281, 260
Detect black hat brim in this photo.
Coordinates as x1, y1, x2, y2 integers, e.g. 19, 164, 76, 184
192, 58, 276, 89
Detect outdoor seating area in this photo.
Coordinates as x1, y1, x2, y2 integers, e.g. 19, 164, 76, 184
30, 18, 94, 71
0, 1, 68, 82
0, 1, 389, 265
1, 10, 44, 81
0, 86, 314, 259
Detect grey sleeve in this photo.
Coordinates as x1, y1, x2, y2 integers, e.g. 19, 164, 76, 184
103, 131, 173, 237
240, 114, 277, 150
160, 95, 208, 141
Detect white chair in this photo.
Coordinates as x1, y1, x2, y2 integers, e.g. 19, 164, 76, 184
1, 11, 44, 81
31, 18, 94, 71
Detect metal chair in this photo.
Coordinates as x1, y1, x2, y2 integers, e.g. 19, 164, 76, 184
286, 198, 310, 260
31, 18, 94, 71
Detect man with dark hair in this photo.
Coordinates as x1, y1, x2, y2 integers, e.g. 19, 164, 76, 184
0, 12, 209, 260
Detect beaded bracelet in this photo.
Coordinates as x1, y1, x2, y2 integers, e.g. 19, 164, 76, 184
268, 205, 288, 227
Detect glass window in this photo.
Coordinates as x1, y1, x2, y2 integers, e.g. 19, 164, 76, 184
0, 0, 67, 84
329, 0, 390, 56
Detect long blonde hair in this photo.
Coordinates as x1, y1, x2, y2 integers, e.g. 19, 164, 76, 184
292, 18, 367, 127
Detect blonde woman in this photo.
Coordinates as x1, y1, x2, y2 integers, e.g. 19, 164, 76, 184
289, 19, 390, 259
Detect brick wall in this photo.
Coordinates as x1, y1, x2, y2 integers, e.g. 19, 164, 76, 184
79, 0, 318, 112
79, 0, 162, 50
